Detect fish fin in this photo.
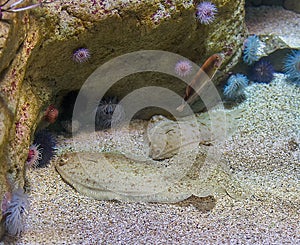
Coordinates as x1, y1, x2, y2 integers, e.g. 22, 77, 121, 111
176, 102, 185, 112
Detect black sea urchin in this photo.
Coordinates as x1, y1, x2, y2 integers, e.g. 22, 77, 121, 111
33, 130, 56, 167
251, 59, 274, 83
95, 97, 125, 131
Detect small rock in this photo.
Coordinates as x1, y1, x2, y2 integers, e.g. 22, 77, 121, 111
284, 0, 300, 13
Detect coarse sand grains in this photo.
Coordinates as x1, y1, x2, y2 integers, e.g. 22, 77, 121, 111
3, 74, 298, 244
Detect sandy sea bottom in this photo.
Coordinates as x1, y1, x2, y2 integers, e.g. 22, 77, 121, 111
3, 74, 299, 244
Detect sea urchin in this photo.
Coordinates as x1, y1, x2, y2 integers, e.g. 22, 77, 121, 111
283, 49, 300, 85
26, 144, 42, 168
72, 48, 91, 63
33, 130, 56, 167
95, 97, 125, 130
4, 188, 29, 237
243, 35, 264, 65
223, 73, 249, 100
251, 59, 274, 83
196, 1, 217, 25
175, 60, 193, 77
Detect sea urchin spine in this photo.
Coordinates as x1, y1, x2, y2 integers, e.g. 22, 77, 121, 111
26, 144, 42, 168
251, 59, 274, 83
223, 73, 249, 100
283, 49, 300, 85
72, 48, 91, 63
175, 60, 193, 77
95, 97, 125, 130
3, 188, 29, 237
243, 35, 264, 65
33, 130, 56, 167
196, 1, 218, 25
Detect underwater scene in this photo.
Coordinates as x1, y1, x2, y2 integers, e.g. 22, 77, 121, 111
0, 0, 299, 244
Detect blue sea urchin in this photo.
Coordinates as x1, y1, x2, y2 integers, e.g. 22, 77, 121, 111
95, 97, 125, 130
251, 59, 274, 83
224, 73, 249, 100
4, 188, 29, 237
175, 60, 192, 77
33, 130, 56, 167
196, 1, 217, 25
283, 50, 300, 85
72, 48, 90, 63
243, 35, 263, 65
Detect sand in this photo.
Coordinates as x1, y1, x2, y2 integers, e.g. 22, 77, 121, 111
1, 73, 298, 244
245, 6, 300, 48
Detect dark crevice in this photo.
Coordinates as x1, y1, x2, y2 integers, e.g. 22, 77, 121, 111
15, 40, 24, 55
0, 58, 13, 84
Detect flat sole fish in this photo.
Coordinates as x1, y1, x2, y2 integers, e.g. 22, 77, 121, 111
55, 151, 245, 203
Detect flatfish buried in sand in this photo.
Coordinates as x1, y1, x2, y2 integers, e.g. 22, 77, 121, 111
55, 109, 245, 203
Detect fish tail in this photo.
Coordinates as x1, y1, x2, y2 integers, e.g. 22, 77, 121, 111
176, 102, 186, 112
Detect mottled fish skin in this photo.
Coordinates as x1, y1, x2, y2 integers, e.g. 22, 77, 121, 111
148, 108, 243, 160
177, 53, 224, 112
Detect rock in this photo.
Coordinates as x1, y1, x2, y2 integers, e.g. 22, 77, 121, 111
262, 0, 283, 6
231, 34, 297, 76
245, 0, 283, 6
284, 0, 300, 13
249, 0, 263, 6
0, 99, 13, 239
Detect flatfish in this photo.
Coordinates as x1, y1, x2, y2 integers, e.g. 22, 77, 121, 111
55, 108, 245, 203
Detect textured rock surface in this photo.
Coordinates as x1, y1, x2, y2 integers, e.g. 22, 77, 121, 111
246, 0, 300, 14
284, 0, 300, 13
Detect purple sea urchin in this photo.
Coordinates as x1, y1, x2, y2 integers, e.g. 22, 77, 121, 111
26, 144, 42, 168
72, 48, 90, 63
251, 59, 274, 83
243, 35, 263, 65
196, 1, 217, 25
175, 60, 192, 77
4, 188, 29, 237
33, 130, 56, 167
95, 97, 125, 130
224, 73, 249, 100
283, 50, 300, 85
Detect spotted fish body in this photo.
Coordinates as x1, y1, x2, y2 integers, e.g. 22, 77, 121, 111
148, 108, 243, 160
177, 53, 224, 112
